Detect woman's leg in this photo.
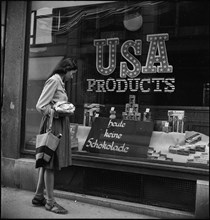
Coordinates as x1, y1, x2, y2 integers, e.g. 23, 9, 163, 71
44, 168, 55, 205
44, 168, 68, 214
34, 167, 45, 199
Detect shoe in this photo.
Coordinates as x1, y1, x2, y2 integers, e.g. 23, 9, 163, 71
45, 202, 68, 214
32, 197, 46, 206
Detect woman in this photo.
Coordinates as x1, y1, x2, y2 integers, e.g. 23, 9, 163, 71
32, 57, 78, 214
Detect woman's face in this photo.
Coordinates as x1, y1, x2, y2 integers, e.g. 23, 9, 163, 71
64, 69, 77, 81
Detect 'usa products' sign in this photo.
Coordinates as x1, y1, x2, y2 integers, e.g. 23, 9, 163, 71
87, 33, 175, 93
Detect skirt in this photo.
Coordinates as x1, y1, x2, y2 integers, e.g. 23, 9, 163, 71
36, 114, 72, 170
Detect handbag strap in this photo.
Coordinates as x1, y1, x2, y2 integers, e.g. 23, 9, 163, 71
47, 109, 54, 132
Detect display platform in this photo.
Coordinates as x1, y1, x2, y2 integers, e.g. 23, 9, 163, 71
76, 122, 209, 165
148, 131, 209, 164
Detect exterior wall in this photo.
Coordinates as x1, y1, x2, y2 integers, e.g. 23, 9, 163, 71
1, 157, 38, 191
195, 180, 209, 219
1, 156, 209, 219
1, 1, 27, 159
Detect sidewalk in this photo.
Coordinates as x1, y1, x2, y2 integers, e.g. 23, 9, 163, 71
1, 186, 158, 219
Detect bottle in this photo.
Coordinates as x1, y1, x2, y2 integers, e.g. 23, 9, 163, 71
203, 83, 209, 106
57, 133, 62, 139
109, 107, 116, 119
143, 108, 151, 121
85, 111, 90, 126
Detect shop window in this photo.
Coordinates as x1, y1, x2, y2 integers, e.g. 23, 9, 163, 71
24, 1, 209, 169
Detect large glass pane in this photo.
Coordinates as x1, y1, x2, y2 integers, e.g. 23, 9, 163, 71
24, 1, 209, 168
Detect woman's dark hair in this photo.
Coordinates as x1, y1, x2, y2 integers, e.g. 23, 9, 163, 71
49, 57, 77, 78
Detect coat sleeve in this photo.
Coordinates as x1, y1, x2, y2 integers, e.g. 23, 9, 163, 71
36, 77, 58, 115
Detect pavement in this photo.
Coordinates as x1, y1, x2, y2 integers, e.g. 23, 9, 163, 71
1, 186, 158, 219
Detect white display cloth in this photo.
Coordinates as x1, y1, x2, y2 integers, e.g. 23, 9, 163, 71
77, 125, 209, 163
149, 131, 209, 163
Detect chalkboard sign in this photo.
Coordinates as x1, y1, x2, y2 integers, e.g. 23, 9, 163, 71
82, 117, 153, 158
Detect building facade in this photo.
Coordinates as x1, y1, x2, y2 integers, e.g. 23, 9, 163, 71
1, 1, 209, 218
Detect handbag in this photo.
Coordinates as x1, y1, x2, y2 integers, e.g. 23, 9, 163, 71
35, 110, 61, 168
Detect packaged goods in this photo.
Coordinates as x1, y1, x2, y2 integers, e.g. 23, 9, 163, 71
185, 133, 201, 144
168, 110, 184, 133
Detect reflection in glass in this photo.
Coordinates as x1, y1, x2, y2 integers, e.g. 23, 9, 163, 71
24, 1, 209, 168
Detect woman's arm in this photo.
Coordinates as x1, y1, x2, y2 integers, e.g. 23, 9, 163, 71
36, 77, 58, 116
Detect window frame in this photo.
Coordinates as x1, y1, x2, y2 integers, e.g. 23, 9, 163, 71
21, 1, 209, 175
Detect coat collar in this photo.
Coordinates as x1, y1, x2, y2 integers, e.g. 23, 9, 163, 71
54, 74, 65, 88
